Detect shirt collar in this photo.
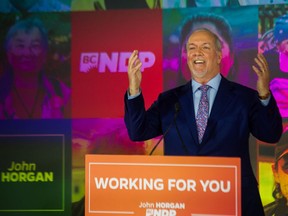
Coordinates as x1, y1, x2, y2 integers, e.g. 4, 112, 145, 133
192, 73, 222, 93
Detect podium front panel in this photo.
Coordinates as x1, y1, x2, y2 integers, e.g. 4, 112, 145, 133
85, 155, 241, 216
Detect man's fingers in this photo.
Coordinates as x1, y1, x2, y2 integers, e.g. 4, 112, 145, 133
128, 50, 141, 73
258, 53, 269, 68
252, 65, 261, 77
253, 54, 270, 78
128, 52, 136, 67
134, 59, 142, 69
128, 50, 139, 65
254, 56, 265, 71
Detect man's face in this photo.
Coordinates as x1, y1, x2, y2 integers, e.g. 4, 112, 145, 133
273, 153, 288, 199
186, 30, 222, 84
181, 23, 233, 81
7, 27, 46, 76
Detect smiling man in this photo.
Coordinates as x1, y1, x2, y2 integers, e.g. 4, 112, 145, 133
124, 29, 282, 215
186, 29, 222, 84
178, 13, 234, 85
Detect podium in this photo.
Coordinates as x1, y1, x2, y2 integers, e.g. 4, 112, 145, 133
85, 155, 241, 216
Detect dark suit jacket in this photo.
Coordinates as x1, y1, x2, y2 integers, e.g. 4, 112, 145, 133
124, 76, 282, 215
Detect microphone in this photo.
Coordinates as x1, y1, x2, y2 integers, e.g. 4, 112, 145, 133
149, 103, 180, 155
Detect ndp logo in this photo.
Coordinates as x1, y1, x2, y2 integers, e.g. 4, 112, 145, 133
146, 209, 176, 216
80, 51, 156, 73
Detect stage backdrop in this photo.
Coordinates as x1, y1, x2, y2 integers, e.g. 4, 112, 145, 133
0, 1, 287, 215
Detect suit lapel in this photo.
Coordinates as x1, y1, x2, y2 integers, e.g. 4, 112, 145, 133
176, 82, 199, 146
174, 78, 236, 148
201, 77, 235, 145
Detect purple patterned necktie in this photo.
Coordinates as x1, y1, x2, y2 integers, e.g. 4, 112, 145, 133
196, 85, 210, 143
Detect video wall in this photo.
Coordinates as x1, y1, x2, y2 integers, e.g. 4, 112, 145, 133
0, 0, 287, 215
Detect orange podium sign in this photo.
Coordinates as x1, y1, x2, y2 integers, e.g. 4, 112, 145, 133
85, 155, 241, 216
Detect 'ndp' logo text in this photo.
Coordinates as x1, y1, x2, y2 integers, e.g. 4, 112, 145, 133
80, 51, 156, 73
146, 209, 176, 216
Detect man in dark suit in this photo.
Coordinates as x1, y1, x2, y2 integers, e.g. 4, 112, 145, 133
124, 29, 283, 215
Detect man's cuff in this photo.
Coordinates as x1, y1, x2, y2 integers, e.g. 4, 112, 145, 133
259, 95, 271, 106
127, 89, 141, 100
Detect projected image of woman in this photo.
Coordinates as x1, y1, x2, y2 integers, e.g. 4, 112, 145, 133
0, 18, 71, 119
